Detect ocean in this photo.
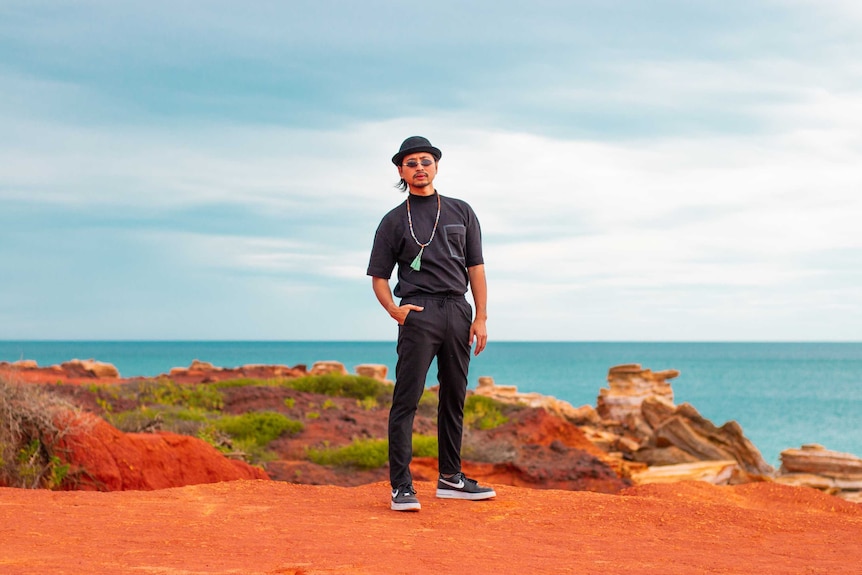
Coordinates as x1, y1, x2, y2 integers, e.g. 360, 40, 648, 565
2, 340, 860, 467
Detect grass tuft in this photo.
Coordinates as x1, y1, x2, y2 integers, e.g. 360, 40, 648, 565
463, 395, 509, 430
214, 411, 303, 447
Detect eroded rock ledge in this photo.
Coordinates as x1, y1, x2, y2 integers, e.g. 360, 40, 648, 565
1, 358, 121, 380
476, 363, 861, 502
775, 444, 862, 503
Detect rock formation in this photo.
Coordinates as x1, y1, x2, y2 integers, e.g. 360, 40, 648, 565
55, 412, 268, 490
61, 359, 121, 378
775, 444, 862, 502
592, 364, 774, 483
471, 367, 774, 486
309, 361, 349, 376
165, 360, 307, 383
0, 358, 121, 382
454, 408, 631, 493
596, 364, 678, 430
630, 460, 739, 485
354, 363, 392, 384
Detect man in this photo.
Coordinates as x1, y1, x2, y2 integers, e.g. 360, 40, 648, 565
367, 136, 496, 512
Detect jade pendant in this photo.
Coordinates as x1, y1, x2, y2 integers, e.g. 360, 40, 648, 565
410, 247, 424, 271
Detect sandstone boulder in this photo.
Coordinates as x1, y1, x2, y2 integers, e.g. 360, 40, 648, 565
596, 364, 679, 425
775, 444, 862, 501
56, 359, 121, 379
354, 364, 391, 383
632, 445, 700, 466
647, 404, 774, 476
631, 460, 739, 485
779, 444, 862, 479
309, 361, 348, 376
641, 395, 676, 429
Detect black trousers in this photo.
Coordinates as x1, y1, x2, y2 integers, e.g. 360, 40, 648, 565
389, 294, 473, 488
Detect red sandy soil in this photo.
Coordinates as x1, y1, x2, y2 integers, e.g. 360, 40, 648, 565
1, 479, 860, 575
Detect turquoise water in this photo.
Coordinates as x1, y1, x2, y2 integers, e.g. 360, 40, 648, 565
2, 341, 860, 466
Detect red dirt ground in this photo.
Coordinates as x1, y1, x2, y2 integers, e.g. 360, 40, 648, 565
1, 479, 860, 574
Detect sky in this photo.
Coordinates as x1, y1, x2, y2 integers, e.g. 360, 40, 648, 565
1, 0, 860, 342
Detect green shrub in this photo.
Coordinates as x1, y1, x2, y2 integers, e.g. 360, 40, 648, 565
213, 377, 292, 389
214, 412, 303, 447
136, 379, 224, 411
412, 434, 438, 458
307, 438, 388, 469
356, 396, 378, 411
287, 374, 389, 401
196, 424, 231, 451
108, 406, 210, 434
463, 395, 509, 430
307, 434, 437, 469
107, 408, 158, 432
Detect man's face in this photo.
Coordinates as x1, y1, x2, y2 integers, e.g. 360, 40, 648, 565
397, 152, 438, 190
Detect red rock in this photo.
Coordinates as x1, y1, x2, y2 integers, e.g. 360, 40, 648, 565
468, 408, 632, 493
163, 361, 307, 384
55, 412, 268, 491
0, 359, 121, 384
487, 407, 607, 456
60, 359, 120, 379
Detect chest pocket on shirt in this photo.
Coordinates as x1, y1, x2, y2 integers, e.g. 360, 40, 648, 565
444, 224, 466, 261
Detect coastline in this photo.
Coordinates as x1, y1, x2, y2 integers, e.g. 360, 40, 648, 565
2, 356, 861, 502
2, 340, 861, 465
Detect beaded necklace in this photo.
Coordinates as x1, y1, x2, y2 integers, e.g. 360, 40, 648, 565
406, 193, 440, 271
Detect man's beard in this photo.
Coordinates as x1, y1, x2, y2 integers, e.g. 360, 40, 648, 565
412, 175, 431, 187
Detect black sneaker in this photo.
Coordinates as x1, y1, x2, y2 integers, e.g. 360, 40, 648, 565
436, 473, 496, 500
391, 483, 421, 511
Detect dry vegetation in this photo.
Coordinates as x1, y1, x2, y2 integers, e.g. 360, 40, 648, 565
0, 375, 87, 488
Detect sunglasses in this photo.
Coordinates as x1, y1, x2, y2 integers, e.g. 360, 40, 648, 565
402, 158, 435, 168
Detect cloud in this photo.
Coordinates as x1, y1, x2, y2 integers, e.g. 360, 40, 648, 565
1, 0, 860, 340
2, 107, 860, 339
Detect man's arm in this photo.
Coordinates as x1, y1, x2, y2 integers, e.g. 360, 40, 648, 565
371, 276, 424, 325
467, 264, 488, 356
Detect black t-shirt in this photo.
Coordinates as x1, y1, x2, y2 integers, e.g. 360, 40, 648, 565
367, 192, 483, 299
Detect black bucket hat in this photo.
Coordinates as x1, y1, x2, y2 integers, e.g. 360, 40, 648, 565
391, 136, 442, 165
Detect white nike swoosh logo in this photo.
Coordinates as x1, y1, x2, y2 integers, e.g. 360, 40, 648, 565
440, 478, 465, 488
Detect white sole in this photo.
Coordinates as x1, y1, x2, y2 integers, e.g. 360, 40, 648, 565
435, 488, 496, 500
391, 501, 421, 511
